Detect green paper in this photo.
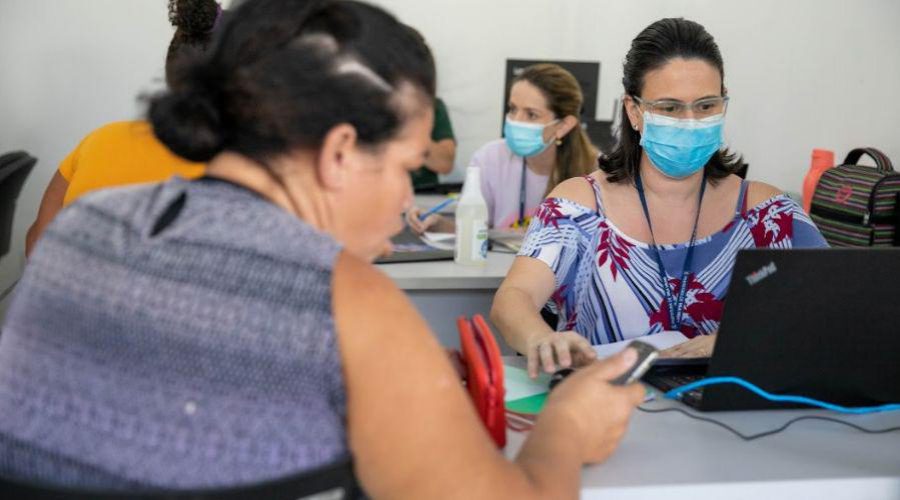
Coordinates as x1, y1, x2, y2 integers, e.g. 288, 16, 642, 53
506, 393, 548, 414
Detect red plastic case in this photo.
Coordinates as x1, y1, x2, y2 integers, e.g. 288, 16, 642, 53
457, 314, 506, 448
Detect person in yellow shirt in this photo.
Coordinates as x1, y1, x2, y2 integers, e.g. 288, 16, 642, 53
59, 121, 206, 207
25, 0, 221, 257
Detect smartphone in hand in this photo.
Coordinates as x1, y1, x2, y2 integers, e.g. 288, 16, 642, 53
549, 340, 660, 391
609, 340, 659, 386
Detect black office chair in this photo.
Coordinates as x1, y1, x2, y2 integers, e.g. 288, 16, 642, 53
0, 459, 362, 500
0, 151, 37, 259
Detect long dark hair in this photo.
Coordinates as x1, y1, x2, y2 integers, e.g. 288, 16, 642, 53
600, 18, 742, 184
149, 0, 435, 164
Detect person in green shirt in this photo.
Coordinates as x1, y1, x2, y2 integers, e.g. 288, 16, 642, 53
410, 98, 456, 191
405, 25, 457, 191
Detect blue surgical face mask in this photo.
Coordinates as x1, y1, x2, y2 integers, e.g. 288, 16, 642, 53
640, 111, 724, 179
504, 118, 559, 158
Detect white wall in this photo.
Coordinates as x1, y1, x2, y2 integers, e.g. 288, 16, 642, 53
1, 0, 899, 301
375, 0, 900, 187
0, 0, 173, 310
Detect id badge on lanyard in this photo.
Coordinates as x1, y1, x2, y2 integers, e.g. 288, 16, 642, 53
635, 171, 707, 330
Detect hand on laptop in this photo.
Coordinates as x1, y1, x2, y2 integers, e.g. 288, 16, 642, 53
659, 333, 717, 359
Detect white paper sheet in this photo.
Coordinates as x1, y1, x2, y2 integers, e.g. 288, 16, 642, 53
503, 365, 550, 402
421, 231, 455, 250
592, 330, 690, 359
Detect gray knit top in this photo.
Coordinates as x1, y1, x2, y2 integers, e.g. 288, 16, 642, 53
0, 177, 348, 490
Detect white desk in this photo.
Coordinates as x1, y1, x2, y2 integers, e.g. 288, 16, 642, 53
377, 252, 516, 350
501, 359, 900, 499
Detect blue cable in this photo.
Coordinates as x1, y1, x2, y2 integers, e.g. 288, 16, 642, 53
665, 376, 900, 415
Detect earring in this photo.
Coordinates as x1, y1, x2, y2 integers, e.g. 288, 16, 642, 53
555, 138, 563, 146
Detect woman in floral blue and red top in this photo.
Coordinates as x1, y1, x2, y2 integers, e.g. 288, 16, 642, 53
491, 18, 827, 378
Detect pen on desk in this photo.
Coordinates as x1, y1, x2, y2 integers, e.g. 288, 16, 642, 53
418, 196, 457, 221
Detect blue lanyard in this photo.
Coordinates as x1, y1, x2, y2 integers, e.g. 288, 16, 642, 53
519, 158, 527, 226
634, 171, 707, 330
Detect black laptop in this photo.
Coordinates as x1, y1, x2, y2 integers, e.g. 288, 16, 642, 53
643, 248, 900, 412
375, 227, 454, 264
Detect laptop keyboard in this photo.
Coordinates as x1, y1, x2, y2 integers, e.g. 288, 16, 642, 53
644, 374, 705, 406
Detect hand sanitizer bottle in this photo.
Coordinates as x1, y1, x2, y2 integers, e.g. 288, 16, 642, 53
455, 166, 488, 266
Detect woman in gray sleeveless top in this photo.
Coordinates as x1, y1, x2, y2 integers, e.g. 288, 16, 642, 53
0, 0, 644, 497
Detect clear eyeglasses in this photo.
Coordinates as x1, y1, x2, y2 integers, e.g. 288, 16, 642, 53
632, 95, 730, 119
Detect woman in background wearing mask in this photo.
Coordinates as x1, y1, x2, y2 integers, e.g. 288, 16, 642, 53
406, 63, 597, 233
492, 18, 827, 379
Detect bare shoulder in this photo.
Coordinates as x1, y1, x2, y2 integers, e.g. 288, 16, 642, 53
333, 251, 406, 320
331, 250, 504, 499
332, 250, 439, 359
546, 173, 597, 209
746, 181, 784, 207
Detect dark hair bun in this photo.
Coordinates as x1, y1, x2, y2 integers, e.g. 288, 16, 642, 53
153, 0, 436, 164
149, 88, 224, 162
169, 0, 219, 36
